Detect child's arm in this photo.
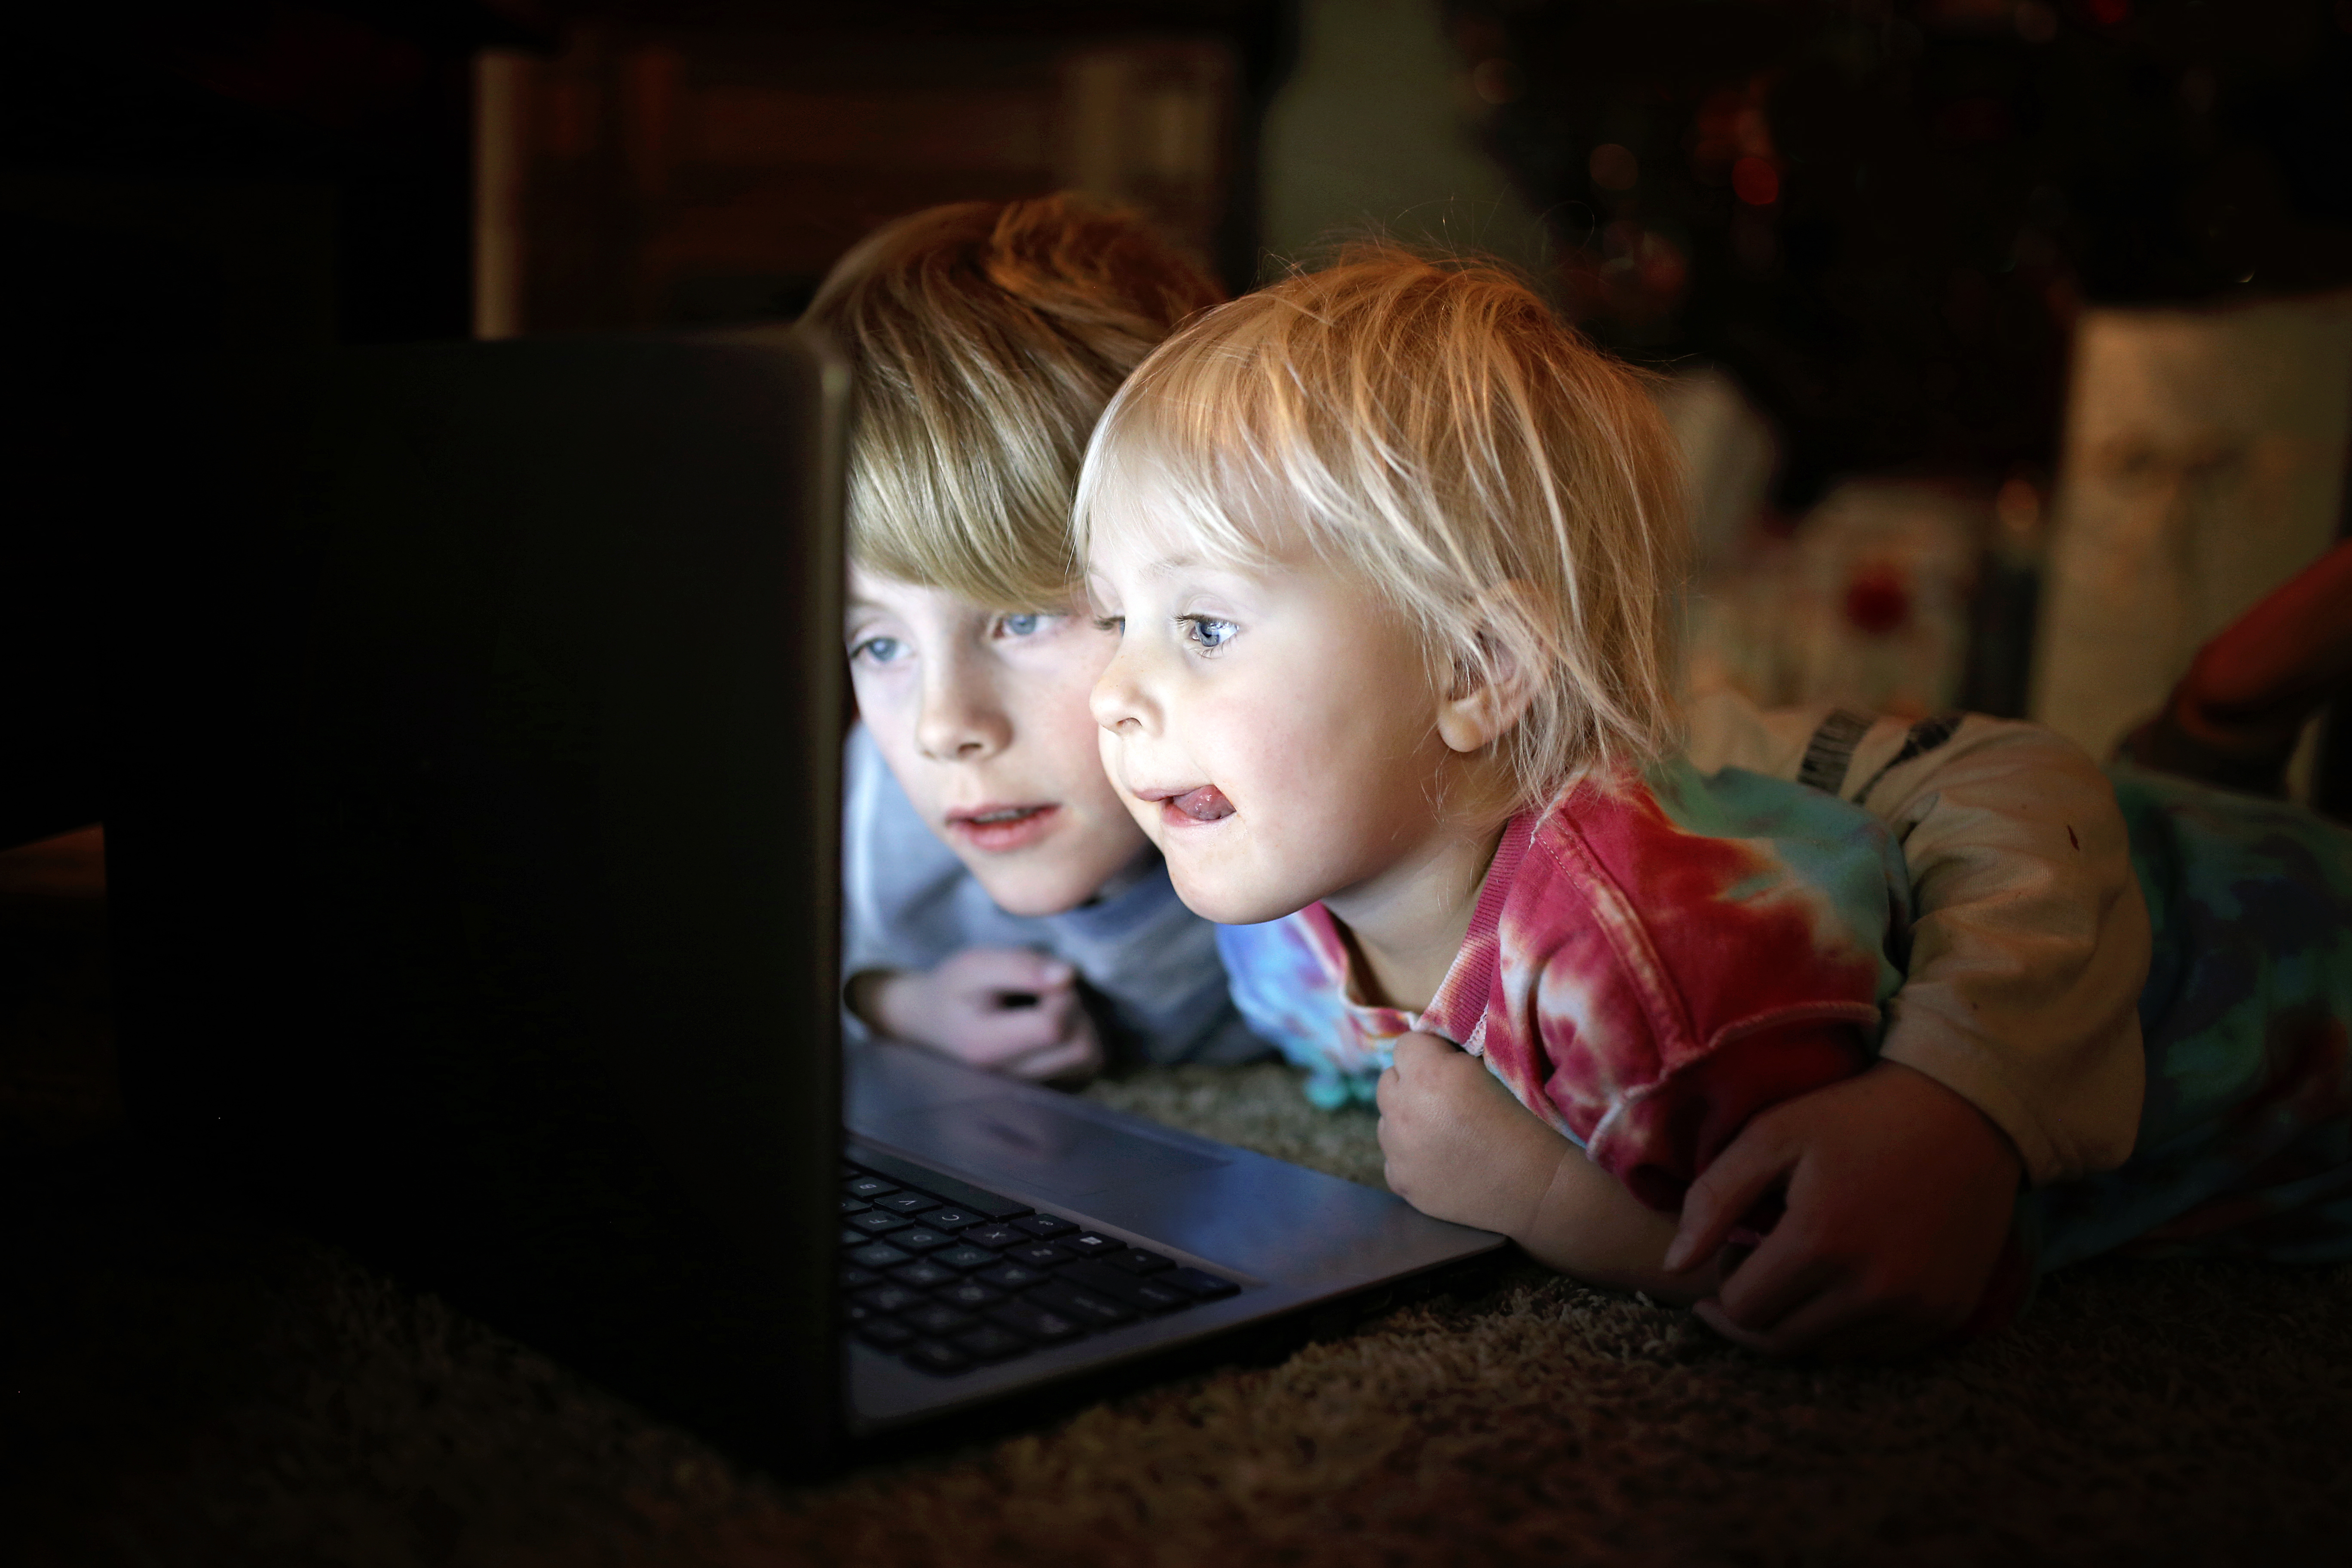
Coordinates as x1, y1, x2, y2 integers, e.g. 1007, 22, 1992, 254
1680, 693, 2145, 1354
1663, 1060, 2022, 1355
1685, 690, 2148, 1184
1378, 1033, 1721, 1301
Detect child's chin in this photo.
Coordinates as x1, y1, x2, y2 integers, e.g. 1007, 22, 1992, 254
1166, 870, 1302, 928
964, 861, 1098, 920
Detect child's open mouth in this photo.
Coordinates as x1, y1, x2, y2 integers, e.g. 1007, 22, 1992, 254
1162, 785, 1235, 824
947, 802, 1060, 852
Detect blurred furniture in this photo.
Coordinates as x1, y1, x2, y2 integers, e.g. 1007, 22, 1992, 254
2032, 294, 2352, 778
475, 6, 1285, 335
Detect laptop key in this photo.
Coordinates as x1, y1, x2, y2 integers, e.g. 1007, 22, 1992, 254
873, 1191, 935, 1216
975, 1261, 1051, 1292
844, 1176, 898, 1200
1123, 1278, 1194, 1314
903, 1339, 971, 1376
1006, 1241, 1075, 1269
855, 1318, 917, 1350
931, 1244, 998, 1272
921, 1207, 986, 1231
1063, 1232, 1126, 1260
934, 1280, 1006, 1311
852, 1284, 927, 1314
1162, 1266, 1241, 1301
845, 1149, 1033, 1220
846, 1241, 913, 1270
1058, 1260, 1192, 1314
1026, 1280, 1137, 1327
847, 1210, 912, 1236
839, 1228, 868, 1247
840, 1197, 873, 1216
839, 1265, 882, 1291
958, 1223, 1028, 1250
952, 1324, 1031, 1363
888, 1260, 959, 1289
987, 1300, 1084, 1344
1013, 1214, 1078, 1240
892, 1226, 955, 1253
903, 1303, 975, 1336
1103, 1248, 1174, 1275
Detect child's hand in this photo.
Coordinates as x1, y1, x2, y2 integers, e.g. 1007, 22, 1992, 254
1380, 1033, 1724, 1302
1375, 1032, 1555, 1236
851, 949, 1103, 1082
1663, 1060, 2022, 1358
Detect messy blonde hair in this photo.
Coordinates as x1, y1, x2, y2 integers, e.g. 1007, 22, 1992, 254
805, 194, 1224, 609
1075, 248, 1687, 807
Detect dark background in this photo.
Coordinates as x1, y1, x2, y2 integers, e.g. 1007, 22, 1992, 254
9, 0, 2352, 849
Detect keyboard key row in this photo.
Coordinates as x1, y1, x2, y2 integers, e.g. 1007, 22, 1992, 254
838, 1157, 1242, 1377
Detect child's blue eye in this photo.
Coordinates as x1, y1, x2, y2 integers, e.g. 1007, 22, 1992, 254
850, 635, 905, 665
997, 612, 1050, 638
1181, 616, 1238, 652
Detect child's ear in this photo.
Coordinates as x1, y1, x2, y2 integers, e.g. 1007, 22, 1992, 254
1435, 585, 1542, 756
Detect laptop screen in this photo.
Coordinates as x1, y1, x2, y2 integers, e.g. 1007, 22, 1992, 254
105, 333, 848, 1472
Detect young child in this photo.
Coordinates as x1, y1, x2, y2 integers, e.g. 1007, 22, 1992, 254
1076, 250, 2352, 1345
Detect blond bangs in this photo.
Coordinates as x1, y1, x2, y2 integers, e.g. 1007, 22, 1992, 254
1077, 248, 1690, 807
808, 194, 1224, 609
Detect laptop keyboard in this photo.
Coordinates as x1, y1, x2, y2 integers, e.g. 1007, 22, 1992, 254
840, 1148, 1243, 1377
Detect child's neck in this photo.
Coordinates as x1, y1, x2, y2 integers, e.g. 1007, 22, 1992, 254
1322, 818, 1510, 1014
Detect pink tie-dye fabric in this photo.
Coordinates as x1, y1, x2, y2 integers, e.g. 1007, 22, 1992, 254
1219, 763, 1907, 1208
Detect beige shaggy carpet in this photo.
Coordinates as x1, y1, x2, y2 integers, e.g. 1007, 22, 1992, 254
6, 835, 2352, 1565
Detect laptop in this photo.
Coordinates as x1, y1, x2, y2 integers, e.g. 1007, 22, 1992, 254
101, 329, 1502, 1473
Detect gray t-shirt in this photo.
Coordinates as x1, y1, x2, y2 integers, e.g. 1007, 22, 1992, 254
839, 723, 1267, 1065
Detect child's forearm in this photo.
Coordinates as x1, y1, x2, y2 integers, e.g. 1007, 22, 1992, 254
1516, 1142, 1721, 1305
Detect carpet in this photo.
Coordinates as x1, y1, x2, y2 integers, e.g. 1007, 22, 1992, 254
6, 833, 2352, 1565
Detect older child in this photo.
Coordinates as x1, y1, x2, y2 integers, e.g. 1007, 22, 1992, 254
1078, 251, 2352, 1348
808, 196, 1251, 1080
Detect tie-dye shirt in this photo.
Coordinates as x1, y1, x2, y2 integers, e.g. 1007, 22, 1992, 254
1218, 757, 1912, 1210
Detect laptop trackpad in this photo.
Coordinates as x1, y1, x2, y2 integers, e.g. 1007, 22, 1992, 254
862, 1096, 1224, 1202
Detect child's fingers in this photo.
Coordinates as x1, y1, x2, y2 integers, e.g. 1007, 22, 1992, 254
953, 1003, 1073, 1067
1700, 1226, 1844, 1337
1696, 1287, 1942, 1360
945, 947, 1076, 999
1691, 1293, 1844, 1355
1664, 1119, 1798, 1271
1001, 1034, 1100, 1082
1390, 1032, 1453, 1072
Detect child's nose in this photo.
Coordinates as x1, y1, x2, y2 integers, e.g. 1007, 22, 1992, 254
1090, 643, 1153, 735
916, 669, 1010, 762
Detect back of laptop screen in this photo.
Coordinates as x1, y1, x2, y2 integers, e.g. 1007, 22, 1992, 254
107, 333, 846, 1472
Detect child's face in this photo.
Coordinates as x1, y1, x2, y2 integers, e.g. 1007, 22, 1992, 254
846, 564, 1150, 918
1086, 524, 1464, 927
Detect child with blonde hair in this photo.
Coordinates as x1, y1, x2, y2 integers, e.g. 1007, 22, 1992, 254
810, 195, 1252, 1081
818, 201, 2161, 1351
1078, 250, 2352, 1342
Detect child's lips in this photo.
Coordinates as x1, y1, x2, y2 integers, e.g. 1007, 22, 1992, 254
1152, 784, 1235, 825
946, 802, 1061, 852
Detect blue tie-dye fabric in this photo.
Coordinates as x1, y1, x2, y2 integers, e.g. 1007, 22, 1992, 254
2024, 763, 2352, 1270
